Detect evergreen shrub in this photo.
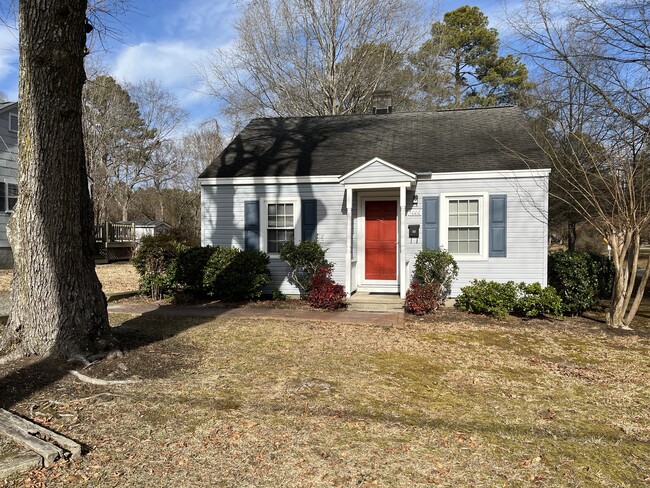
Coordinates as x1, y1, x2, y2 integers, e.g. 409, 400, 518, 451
203, 247, 271, 301
548, 251, 614, 315
132, 233, 187, 299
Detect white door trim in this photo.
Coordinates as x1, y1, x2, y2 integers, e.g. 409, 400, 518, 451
357, 193, 400, 293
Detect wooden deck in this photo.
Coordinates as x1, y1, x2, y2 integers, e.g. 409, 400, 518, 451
94, 222, 137, 262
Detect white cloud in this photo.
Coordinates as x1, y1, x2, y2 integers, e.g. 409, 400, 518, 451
111, 40, 222, 122
163, 0, 239, 42
112, 41, 206, 89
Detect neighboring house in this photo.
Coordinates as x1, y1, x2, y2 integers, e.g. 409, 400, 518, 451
0, 102, 18, 269
116, 220, 172, 241
199, 103, 550, 298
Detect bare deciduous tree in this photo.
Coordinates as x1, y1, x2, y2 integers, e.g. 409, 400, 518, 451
511, 0, 650, 328
201, 0, 426, 119
127, 79, 188, 220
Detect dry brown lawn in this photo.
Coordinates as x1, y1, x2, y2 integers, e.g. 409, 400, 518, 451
0, 262, 140, 295
1, 309, 649, 487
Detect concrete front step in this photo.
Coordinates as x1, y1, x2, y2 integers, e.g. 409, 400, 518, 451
347, 293, 404, 312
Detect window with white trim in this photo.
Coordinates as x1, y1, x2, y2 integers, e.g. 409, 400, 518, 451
8, 113, 18, 133
266, 202, 295, 253
0, 182, 18, 212
448, 198, 480, 254
439, 193, 488, 260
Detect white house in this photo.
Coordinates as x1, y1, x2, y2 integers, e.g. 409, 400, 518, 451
0, 102, 19, 268
199, 104, 550, 298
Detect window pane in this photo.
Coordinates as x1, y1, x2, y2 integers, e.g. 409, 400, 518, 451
268, 204, 277, 217
459, 200, 468, 213
458, 214, 467, 226
469, 200, 478, 213
468, 240, 479, 254
469, 228, 479, 240
7, 183, 17, 211
448, 241, 458, 253
268, 228, 294, 253
459, 241, 468, 254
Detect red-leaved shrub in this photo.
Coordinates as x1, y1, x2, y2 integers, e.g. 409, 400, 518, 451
404, 280, 441, 315
307, 266, 347, 310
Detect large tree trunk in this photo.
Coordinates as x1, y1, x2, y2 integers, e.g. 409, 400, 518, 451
0, 0, 115, 359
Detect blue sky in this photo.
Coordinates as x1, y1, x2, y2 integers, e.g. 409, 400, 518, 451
0, 0, 512, 128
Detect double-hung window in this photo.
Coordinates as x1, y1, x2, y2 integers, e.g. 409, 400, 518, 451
447, 198, 480, 254
0, 182, 18, 212
264, 200, 300, 253
8, 113, 18, 133
440, 193, 488, 260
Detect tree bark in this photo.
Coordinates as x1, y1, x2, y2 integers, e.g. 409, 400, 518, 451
567, 221, 576, 252
1, 0, 115, 358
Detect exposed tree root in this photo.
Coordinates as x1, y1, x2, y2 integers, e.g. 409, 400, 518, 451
74, 392, 126, 402
68, 370, 140, 386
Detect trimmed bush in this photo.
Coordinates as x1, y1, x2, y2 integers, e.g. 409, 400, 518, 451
455, 280, 518, 319
174, 246, 218, 296
280, 240, 331, 296
455, 279, 562, 319
404, 281, 442, 315
413, 248, 458, 301
548, 251, 615, 315
203, 247, 271, 301
514, 282, 563, 318
307, 265, 346, 310
132, 233, 187, 299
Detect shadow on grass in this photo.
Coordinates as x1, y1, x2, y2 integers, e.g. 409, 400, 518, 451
0, 304, 227, 410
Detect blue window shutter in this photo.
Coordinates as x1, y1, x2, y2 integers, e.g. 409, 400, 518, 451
489, 195, 507, 257
301, 199, 317, 241
244, 200, 260, 250
422, 196, 439, 249
0, 183, 5, 212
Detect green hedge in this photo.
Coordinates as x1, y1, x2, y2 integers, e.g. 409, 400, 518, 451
174, 246, 219, 296
133, 240, 272, 302
203, 247, 271, 301
132, 233, 187, 299
455, 280, 562, 319
548, 251, 614, 315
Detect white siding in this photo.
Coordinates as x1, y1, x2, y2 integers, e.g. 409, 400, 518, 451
405, 175, 548, 296
0, 106, 18, 260
342, 161, 412, 185
202, 173, 549, 297
202, 183, 348, 294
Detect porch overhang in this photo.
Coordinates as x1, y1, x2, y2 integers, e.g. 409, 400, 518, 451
340, 158, 417, 300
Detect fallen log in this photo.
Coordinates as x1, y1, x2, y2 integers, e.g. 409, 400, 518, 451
0, 409, 81, 467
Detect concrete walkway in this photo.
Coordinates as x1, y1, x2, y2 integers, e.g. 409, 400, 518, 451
108, 301, 406, 327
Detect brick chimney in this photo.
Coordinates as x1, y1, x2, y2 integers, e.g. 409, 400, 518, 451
371, 91, 392, 114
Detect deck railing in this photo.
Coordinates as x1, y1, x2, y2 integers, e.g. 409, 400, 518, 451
94, 222, 136, 244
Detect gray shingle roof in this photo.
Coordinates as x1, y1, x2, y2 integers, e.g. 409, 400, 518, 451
199, 106, 549, 179
0, 102, 17, 113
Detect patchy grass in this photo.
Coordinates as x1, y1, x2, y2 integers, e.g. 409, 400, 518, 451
1, 310, 649, 486
0, 262, 140, 295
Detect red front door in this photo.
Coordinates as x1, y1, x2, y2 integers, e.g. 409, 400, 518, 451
365, 201, 397, 280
